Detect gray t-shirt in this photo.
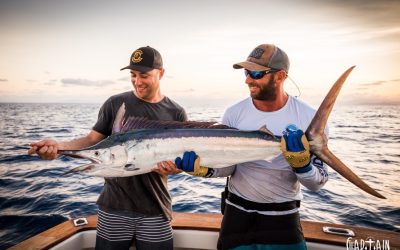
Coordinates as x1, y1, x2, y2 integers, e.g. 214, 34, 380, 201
94, 91, 187, 220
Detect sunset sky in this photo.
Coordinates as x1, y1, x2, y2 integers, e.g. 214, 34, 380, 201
0, 0, 399, 107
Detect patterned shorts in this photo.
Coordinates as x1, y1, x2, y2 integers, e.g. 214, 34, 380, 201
95, 208, 173, 250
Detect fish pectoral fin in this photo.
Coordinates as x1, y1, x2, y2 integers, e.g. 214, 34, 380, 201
315, 147, 386, 199
124, 164, 140, 171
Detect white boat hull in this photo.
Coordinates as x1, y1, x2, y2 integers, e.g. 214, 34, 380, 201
49, 229, 345, 250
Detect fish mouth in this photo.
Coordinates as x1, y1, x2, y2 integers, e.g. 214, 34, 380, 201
59, 150, 100, 163
59, 150, 100, 176
61, 163, 99, 176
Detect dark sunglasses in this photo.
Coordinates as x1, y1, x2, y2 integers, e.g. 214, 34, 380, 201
244, 69, 279, 79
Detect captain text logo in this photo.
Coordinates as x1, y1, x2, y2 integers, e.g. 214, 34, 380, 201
347, 237, 390, 250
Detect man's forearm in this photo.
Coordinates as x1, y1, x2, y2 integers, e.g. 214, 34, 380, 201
58, 137, 95, 150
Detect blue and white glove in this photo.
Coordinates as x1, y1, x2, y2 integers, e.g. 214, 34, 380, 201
175, 151, 210, 177
281, 124, 311, 170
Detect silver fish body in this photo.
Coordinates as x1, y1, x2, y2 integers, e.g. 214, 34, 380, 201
61, 129, 280, 177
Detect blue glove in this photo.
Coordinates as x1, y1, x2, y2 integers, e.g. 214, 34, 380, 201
281, 124, 311, 169
175, 151, 209, 177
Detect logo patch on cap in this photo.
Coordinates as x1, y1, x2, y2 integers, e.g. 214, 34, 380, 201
249, 48, 264, 59
131, 50, 143, 63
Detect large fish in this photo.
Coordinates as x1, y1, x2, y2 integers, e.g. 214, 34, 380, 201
59, 66, 385, 199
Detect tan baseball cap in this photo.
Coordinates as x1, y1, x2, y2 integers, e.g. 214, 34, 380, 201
233, 44, 290, 73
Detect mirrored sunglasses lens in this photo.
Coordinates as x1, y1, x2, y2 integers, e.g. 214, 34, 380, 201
244, 70, 268, 79
251, 71, 265, 79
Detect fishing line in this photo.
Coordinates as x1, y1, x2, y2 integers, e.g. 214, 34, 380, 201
287, 75, 301, 98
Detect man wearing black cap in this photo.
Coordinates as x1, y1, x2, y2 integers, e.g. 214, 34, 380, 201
175, 44, 329, 250
28, 46, 187, 250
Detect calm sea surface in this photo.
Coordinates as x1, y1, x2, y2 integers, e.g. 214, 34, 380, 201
0, 103, 399, 249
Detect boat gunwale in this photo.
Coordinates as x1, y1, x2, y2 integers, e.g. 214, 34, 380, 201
9, 212, 400, 250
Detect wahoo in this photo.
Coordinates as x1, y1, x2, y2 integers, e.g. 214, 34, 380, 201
59, 66, 385, 199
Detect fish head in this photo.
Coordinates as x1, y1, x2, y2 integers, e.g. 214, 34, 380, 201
61, 147, 107, 164
59, 145, 128, 175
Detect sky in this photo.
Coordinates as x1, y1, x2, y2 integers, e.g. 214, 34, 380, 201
0, 0, 399, 107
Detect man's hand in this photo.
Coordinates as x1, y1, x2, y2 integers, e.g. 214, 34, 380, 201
175, 151, 209, 177
281, 124, 311, 169
28, 131, 106, 161
28, 139, 59, 160
153, 161, 182, 175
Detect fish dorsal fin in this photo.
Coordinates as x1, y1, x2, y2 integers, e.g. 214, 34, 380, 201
112, 103, 126, 134
119, 117, 233, 133
259, 125, 274, 136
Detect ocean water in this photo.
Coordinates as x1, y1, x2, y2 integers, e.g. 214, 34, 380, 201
0, 102, 399, 249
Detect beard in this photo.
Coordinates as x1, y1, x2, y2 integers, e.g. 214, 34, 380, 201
249, 77, 277, 101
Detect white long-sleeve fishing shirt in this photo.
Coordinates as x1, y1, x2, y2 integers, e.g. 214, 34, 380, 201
210, 95, 329, 215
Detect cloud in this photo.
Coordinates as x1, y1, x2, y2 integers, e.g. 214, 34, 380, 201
309, 0, 400, 26
359, 81, 385, 87
358, 79, 400, 88
176, 88, 195, 93
117, 76, 129, 82
301, 0, 400, 43
0, 78, 8, 82
44, 79, 58, 85
61, 78, 115, 87
354, 79, 400, 100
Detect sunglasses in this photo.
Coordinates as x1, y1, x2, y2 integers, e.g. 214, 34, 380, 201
244, 69, 279, 79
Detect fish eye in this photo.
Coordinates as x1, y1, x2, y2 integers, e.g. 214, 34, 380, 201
94, 151, 100, 156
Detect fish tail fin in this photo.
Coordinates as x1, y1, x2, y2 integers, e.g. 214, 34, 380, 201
306, 66, 386, 199
319, 147, 386, 199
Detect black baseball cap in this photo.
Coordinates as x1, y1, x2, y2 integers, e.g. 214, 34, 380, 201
120, 46, 163, 72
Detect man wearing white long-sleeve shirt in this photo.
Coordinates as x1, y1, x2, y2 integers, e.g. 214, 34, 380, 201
175, 44, 328, 250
